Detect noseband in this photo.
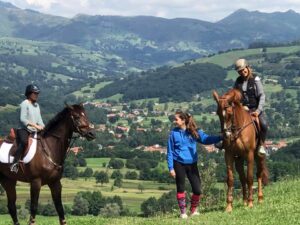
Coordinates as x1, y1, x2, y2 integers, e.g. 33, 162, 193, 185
71, 114, 94, 137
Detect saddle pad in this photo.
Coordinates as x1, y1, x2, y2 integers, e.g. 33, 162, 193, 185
0, 134, 37, 164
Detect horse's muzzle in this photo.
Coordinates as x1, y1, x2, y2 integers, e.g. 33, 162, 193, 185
85, 129, 96, 141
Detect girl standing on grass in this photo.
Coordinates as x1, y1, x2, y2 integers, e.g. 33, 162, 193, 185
167, 111, 222, 218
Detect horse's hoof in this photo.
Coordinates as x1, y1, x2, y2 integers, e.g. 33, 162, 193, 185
258, 196, 263, 204
60, 219, 67, 225
243, 200, 248, 206
225, 205, 233, 212
248, 201, 253, 208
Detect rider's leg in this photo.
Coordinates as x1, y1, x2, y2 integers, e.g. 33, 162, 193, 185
10, 129, 29, 172
258, 113, 268, 155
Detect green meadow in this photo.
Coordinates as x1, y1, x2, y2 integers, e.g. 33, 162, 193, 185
0, 178, 299, 225
0, 157, 172, 213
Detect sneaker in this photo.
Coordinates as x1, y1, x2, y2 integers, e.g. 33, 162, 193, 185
258, 146, 266, 156
190, 211, 200, 216
180, 213, 188, 219
10, 163, 19, 173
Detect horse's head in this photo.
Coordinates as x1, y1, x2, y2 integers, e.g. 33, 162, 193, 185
65, 103, 96, 141
213, 89, 242, 138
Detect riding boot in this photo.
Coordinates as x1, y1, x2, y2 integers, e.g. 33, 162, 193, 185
10, 144, 24, 173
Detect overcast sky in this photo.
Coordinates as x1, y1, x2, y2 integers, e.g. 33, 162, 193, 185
4, 0, 300, 22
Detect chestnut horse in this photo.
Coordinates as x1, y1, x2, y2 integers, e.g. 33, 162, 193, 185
0, 104, 95, 225
213, 89, 268, 212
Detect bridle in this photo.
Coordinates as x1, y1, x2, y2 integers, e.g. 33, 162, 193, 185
39, 108, 95, 169
218, 97, 254, 141
70, 113, 94, 137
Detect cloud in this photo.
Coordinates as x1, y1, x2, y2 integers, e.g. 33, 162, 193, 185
5, 0, 300, 21
25, 0, 57, 9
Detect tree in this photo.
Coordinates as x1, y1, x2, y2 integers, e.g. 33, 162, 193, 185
108, 158, 124, 169
111, 170, 123, 179
100, 203, 121, 217
141, 197, 159, 217
125, 171, 138, 180
114, 177, 123, 188
63, 161, 78, 179
82, 167, 93, 180
72, 194, 89, 216
138, 183, 144, 193
95, 171, 109, 186
40, 201, 57, 216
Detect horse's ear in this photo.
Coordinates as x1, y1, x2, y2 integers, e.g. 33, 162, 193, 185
64, 102, 74, 110
79, 102, 84, 107
233, 89, 242, 103
212, 90, 219, 103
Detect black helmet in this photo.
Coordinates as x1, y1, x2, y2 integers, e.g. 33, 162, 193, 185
25, 84, 40, 97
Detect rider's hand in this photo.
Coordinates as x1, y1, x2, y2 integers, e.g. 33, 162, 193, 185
169, 169, 176, 178
36, 125, 44, 131
251, 111, 259, 117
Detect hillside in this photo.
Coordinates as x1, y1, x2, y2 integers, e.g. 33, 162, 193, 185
95, 63, 229, 102
2, 1, 300, 70
1, 178, 299, 225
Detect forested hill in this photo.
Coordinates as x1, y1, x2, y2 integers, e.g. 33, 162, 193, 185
95, 63, 229, 102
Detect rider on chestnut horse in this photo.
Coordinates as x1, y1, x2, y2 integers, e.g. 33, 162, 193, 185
234, 59, 268, 155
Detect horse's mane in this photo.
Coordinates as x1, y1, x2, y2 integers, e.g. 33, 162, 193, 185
43, 107, 70, 136
223, 88, 242, 104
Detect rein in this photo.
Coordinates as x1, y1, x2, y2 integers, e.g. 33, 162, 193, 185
38, 132, 80, 170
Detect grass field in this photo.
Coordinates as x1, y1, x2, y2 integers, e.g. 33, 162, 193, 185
0, 177, 171, 213
0, 157, 172, 214
1, 178, 299, 225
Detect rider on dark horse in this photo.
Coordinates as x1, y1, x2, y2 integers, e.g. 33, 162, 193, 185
234, 59, 268, 156
10, 84, 45, 173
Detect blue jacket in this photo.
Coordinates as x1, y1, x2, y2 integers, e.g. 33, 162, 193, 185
167, 127, 221, 171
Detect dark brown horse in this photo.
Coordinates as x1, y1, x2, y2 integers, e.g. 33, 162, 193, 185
0, 103, 95, 225
213, 89, 268, 212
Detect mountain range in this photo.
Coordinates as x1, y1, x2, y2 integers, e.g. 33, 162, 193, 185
1, 1, 300, 71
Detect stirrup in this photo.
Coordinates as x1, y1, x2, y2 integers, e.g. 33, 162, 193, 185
10, 163, 19, 173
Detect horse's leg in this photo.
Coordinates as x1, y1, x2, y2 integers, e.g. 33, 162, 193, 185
28, 179, 42, 225
225, 151, 234, 212
235, 157, 247, 206
256, 155, 268, 203
49, 180, 67, 225
247, 150, 254, 208
1, 178, 19, 225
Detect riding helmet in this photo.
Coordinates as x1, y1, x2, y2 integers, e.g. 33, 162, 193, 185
25, 84, 40, 97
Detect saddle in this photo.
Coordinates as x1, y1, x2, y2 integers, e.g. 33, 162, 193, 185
1, 128, 33, 158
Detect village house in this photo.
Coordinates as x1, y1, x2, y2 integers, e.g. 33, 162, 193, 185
70, 146, 83, 155
143, 144, 167, 154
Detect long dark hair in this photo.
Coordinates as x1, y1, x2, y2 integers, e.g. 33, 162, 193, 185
175, 111, 199, 139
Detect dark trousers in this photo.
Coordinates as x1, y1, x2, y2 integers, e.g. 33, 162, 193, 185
174, 160, 202, 195
259, 112, 268, 143
13, 129, 30, 162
